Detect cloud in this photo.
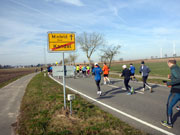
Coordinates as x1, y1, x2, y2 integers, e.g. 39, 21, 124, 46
45, 0, 84, 6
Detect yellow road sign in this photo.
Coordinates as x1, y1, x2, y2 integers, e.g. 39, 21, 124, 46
48, 32, 75, 52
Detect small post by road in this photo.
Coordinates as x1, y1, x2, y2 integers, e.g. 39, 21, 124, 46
67, 94, 75, 115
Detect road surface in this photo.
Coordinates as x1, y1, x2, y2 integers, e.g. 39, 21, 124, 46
0, 73, 37, 135
51, 75, 180, 135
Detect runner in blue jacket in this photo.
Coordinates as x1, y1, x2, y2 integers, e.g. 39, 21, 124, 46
92, 63, 103, 95
129, 63, 138, 81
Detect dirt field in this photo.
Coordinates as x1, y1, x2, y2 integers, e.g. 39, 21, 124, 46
0, 68, 38, 85
111, 57, 180, 65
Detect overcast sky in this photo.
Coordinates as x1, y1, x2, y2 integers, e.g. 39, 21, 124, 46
0, 0, 180, 65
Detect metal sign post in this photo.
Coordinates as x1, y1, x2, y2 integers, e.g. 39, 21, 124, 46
47, 31, 75, 110
62, 52, 66, 109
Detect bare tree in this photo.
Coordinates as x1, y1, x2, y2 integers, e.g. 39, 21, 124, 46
77, 32, 105, 64
69, 53, 78, 65
100, 45, 121, 69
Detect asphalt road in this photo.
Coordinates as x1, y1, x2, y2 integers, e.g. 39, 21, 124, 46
51, 75, 180, 135
0, 73, 37, 135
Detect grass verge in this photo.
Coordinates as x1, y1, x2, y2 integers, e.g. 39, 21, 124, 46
16, 73, 148, 135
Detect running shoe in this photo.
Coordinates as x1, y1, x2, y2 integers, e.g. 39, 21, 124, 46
127, 92, 132, 95
99, 91, 102, 95
140, 88, 145, 92
97, 91, 100, 95
176, 106, 180, 111
149, 87, 153, 93
104, 82, 106, 85
131, 87, 134, 94
160, 121, 173, 128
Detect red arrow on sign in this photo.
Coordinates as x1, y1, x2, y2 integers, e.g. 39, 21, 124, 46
51, 42, 75, 51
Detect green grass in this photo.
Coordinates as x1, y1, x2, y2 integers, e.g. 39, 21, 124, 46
110, 61, 180, 77
16, 73, 148, 135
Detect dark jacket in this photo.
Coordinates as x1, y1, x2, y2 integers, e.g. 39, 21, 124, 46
121, 68, 131, 79
139, 65, 150, 77
167, 65, 180, 93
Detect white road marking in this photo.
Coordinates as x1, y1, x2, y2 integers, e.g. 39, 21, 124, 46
50, 76, 175, 135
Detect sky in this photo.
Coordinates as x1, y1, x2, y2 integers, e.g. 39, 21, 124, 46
0, 0, 180, 65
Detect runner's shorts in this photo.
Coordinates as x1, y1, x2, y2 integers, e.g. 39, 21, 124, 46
104, 74, 108, 77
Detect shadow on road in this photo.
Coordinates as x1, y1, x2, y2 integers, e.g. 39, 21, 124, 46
97, 87, 127, 100
151, 84, 160, 89
172, 111, 180, 124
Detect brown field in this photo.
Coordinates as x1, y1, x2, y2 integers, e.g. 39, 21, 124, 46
0, 68, 38, 86
110, 57, 180, 65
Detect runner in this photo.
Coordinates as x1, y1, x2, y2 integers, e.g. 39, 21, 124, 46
161, 59, 180, 128
76, 65, 80, 77
92, 63, 103, 96
82, 65, 87, 78
79, 64, 82, 77
91, 64, 94, 77
86, 64, 90, 76
139, 61, 152, 92
102, 62, 110, 84
129, 63, 138, 81
121, 65, 134, 95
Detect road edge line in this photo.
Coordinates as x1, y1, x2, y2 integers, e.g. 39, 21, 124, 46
50, 76, 175, 135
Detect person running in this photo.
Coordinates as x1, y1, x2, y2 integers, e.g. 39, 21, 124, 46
91, 64, 94, 77
102, 62, 110, 84
139, 61, 152, 92
76, 65, 80, 77
86, 64, 90, 76
79, 64, 82, 76
129, 63, 138, 81
92, 63, 103, 96
121, 65, 134, 95
82, 65, 87, 77
161, 59, 180, 128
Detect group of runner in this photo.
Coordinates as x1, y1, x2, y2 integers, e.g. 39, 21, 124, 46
91, 60, 180, 129
120, 61, 153, 95
91, 61, 152, 96
76, 64, 90, 77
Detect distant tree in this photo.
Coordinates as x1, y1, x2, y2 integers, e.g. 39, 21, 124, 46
100, 45, 121, 69
69, 53, 78, 65
64, 58, 69, 65
77, 32, 105, 65
165, 54, 168, 58
37, 64, 41, 67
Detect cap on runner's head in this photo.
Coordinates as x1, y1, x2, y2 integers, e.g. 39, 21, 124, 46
94, 63, 98, 66
141, 61, 145, 64
122, 65, 127, 69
